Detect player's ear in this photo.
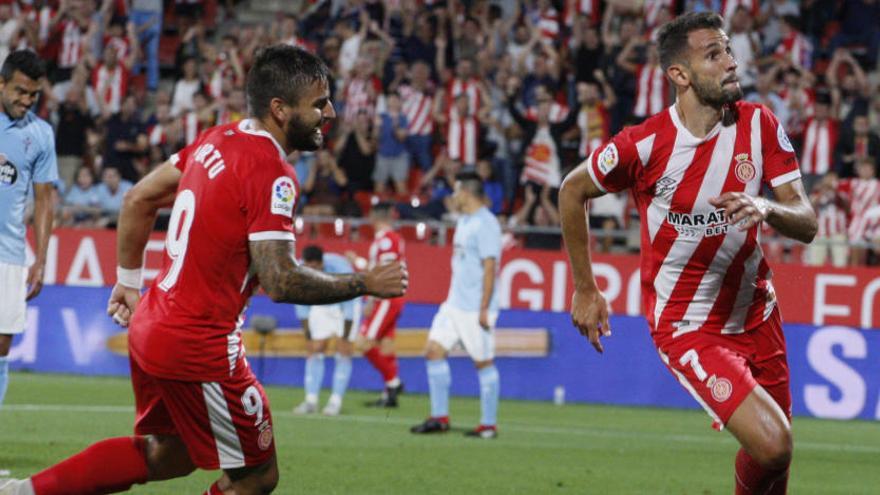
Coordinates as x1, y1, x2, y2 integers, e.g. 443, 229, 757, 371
666, 63, 689, 89
269, 97, 292, 123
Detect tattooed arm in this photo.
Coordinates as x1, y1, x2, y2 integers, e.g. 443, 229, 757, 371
249, 240, 407, 304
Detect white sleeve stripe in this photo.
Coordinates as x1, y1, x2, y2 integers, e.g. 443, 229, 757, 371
169, 153, 180, 165
584, 152, 608, 194
770, 169, 801, 188
248, 231, 295, 241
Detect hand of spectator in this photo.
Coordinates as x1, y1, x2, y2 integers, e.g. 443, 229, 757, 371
593, 69, 606, 83
435, 36, 447, 49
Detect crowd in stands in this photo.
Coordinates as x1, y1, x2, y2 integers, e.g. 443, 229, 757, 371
2, 0, 880, 264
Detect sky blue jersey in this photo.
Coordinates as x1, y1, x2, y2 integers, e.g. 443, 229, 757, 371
447, 207, 502, 312
0, 110, 58, 266
294, 252, 356, 320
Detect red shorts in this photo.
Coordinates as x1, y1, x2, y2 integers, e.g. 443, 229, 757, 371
359, 297, 404, 340
130, 357, 276, 470
654, 309, 791, 431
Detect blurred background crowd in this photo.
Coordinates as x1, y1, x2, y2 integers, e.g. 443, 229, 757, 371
4, 0, 880, 265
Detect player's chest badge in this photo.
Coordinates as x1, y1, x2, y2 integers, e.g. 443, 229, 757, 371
733, 153, 756, 184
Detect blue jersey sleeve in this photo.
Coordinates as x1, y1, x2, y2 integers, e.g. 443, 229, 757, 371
33, 121, 58, 183
477, 212, 502, 260
295, 304, 310, 320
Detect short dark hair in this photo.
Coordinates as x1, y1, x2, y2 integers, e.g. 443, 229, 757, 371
455, 171, 484, 198
246, 45, 330, 118
371, 201, 396, 218
0, 50, 47, 82
657, 12, 724, 70
302, 245, 324, 263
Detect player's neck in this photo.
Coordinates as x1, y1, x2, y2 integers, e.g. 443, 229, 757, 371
253, 116, 292, 154
675, 94, 724, 139
460, 199, 482, 215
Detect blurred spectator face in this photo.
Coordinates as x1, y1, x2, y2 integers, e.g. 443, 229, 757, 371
0, 4, 12, 21
456, 60, 474, 80
355, 110, 371, 133
533, 56, 548, 77
841, 74, 858, 94
534, 85, 552, 104
463, 18, 480, 39
193, 92, 208, 111
102, 167, 122, 191
576, 82, 599, 105
731, 7, 750, 32
281, 16, 297, 38
316, 149, 332, 168
682, 28, 742, 106
155, 90, 172, 106
103, 46, 119, 67
854, 115, 869, 136
856, 159, 876, 180
514, 25, 530, 45
476, 160, 493, 180
536, 101, 551, 124
411, 62, 430, 87
583, 26, 600, 48
183, 58, 198, 79
221, 36, 237, 55
386, 93, 402, 113
65, 84, 84, 105
75, 167, 95, 189
228, 89, 245, 112
620, 18, 638, 41
814, 102, 830, 120
321, 37, 340, 65
155, 103, 171, 123
121, 95, 137, 116
355, 56, 373, 77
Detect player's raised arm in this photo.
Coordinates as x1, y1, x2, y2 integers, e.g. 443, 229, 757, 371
248, 240, 407, 305
709, 179, 817, 243
559, 158, 612, 353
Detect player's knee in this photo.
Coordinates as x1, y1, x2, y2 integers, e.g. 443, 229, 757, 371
0, 334, 13, 355
425, 342, 445, 360
756, 425, 793, 470
228, 458, 279, 494
143, 435, 196, 480
474, 359, 493, 369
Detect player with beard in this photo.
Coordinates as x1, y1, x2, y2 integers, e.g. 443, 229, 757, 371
559, 13, 816, 495
0, 46, 407, 495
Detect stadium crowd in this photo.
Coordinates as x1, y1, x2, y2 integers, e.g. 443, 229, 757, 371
2, 0, 880, 265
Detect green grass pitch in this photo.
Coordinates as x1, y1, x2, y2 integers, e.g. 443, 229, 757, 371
1, 372, 877, 494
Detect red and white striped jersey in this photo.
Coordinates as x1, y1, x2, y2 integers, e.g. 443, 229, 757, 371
523, 127, 562, 187
57, 20, 87, 68
399, 84, 434, 136
148, 123, 167, 147
369, 228, 405, 268
563, 0, 601, 26
37, 6, 56, 44
811, 189, 847, 238
721, 0, 759, 20
577, 103, 610, 158
586, 101, 801, 337
182, 111, 205, 145
859, 205, 880, 242
775, 32, 813, 70
92, 63, 129, 115
343, 76, 381, 123
447, 78, 482, 118
799, 117, 838, 175
634, 64, 669, 119
447, 116, 479, 165
103, 35, 131, 62
536, 7, 560, 42
840, 178, 880, 241
525, 102, 568, 123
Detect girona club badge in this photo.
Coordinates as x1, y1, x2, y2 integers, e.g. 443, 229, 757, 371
734, 153, 756, 184
711, 377, 733, 402
258, 426, 273, 451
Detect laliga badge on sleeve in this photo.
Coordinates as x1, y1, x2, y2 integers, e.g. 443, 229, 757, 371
271, 176, 296, 217
776, 124, 794, 153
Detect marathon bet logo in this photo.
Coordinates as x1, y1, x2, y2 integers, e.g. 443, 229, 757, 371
666, 208, 730, 237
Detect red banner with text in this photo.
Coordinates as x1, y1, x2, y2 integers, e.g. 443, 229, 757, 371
27, 228, 880, 329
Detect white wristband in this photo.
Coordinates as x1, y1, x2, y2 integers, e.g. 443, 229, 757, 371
117, 267, 143, 289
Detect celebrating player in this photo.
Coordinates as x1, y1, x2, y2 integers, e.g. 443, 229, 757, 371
560, 13, 816, 494
411, 172, 502, 439
358, 201, 406, 408
293, 245, 358, 416
0, 46, 407, 495
0, 51, 57, 411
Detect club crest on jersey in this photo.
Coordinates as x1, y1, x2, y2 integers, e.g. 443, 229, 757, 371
598, 143, 619, 175
734, 154, 756, 184
776, 124, 794, 153
271, 177, 296, 217
258, 425, 273, 451
0, 153, 18, 186
708, 375, 733, 402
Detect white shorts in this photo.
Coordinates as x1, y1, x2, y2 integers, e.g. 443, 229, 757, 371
428, 303, 498, 361
307, 304, 357, 342
0, 262, 27, 335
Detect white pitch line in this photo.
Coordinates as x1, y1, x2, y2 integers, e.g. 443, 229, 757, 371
4, 403, 879, 455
